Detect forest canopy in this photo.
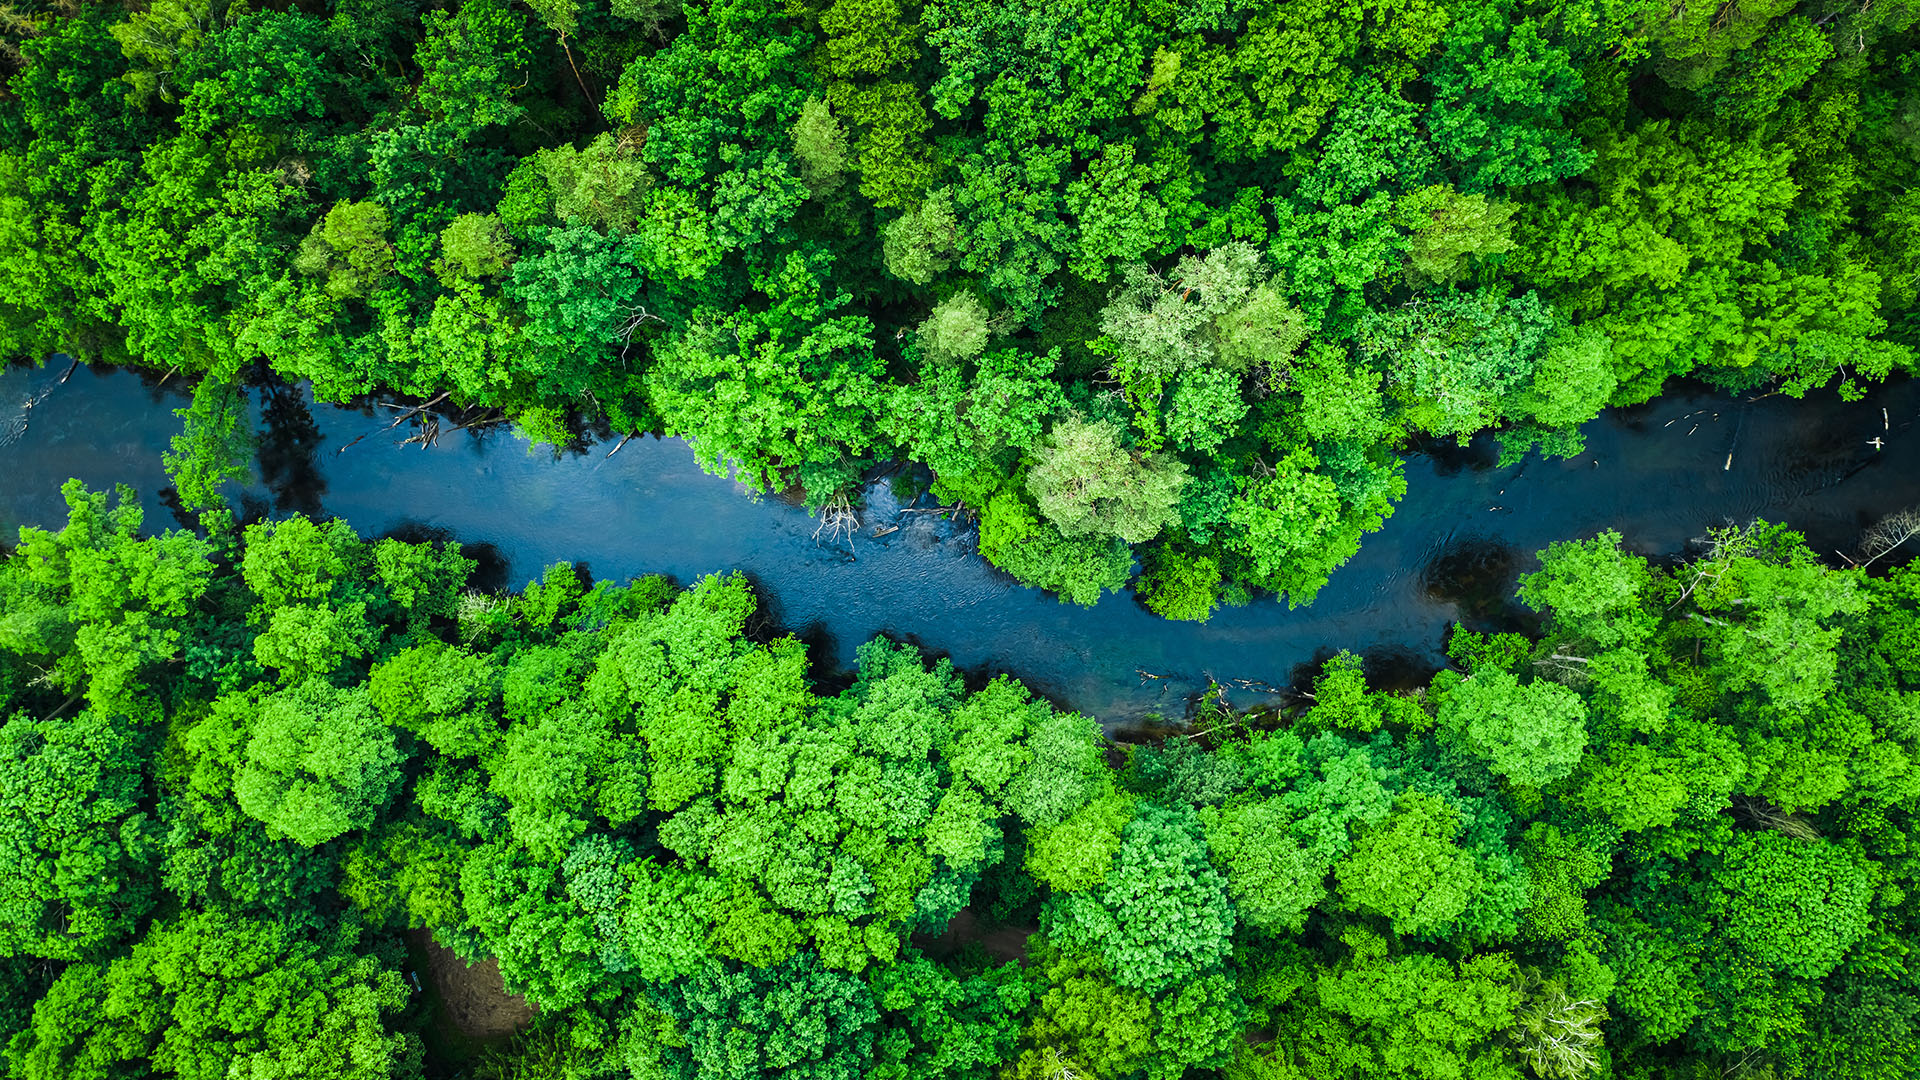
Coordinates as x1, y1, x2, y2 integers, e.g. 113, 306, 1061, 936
2, 0, 1916, 615
0, 481, 1918, 1079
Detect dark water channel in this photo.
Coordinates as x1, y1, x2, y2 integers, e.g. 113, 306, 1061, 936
3, 362, 1918, 722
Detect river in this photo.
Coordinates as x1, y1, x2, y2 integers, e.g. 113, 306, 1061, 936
2, 362, 1915, 722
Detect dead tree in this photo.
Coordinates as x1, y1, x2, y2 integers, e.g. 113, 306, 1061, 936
1859, 507, 1920, 569
1533, 645, 1593, 686
1508, 983, 1607, 1080
1735, 795, 1821, 841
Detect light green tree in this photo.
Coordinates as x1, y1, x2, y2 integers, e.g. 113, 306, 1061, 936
1026, 415, 1188, 544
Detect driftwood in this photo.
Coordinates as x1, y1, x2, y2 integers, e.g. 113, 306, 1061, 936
379, 390, 451, 429
813, 493, 860, 556
398, 417, 441, 449
437, 411, 504, 439
898, 501, 967, 519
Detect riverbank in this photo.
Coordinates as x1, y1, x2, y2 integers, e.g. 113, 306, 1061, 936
3, 361, 1915, 722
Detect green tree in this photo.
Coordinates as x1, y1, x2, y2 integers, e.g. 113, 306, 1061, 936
1040, 804, 1236, 992
1424, 5, 1593, 191
916, 293, 991, 366
1398, 186, 1517, 285
792, 97, 851, 198
1437, 670, 1589, 788
1715, 831, 1872, 979
292, 201, 396, 301
5, 481, 214, 712
163, 377, 254, 513
233, 680, 404, 847
0, 711, 156, 961
368, 642, 501, 760
1335, 790, 1483, 937
5, 912, 412, 1080
1026, 415, 1188, 544
641, 952, 880, 1079
436, 213, 516, 282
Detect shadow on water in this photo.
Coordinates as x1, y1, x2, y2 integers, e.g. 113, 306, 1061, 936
462, 542, 513, 594
1409, 431, 1501, 476
255, 377, 326, 520
4, 362, 1920, 723
1358, 644, 1441, 693
1281, 644, 1440, 699
1421, 535, 1531, 632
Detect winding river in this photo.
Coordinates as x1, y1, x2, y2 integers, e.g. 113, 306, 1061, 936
3, 362, 1916, 721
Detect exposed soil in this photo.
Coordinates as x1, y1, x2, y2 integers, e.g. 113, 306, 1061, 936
405, 929, 537, 1041
912, 907, 1035, 965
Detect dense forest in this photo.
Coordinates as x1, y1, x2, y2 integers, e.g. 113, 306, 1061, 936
0, 482, 1916, 1079
2, 0, 1917, 613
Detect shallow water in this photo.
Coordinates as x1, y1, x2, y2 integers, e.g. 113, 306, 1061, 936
3, 362, 1916, 721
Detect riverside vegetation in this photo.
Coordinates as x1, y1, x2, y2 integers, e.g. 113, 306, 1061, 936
0, 481, 1917, 1080
1, 0, 1917, 616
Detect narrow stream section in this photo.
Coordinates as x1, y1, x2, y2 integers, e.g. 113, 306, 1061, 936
4, 362, 1916, 720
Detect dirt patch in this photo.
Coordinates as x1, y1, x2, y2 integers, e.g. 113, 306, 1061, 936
912, 907, 1035, 965
405, 929, 537, 1041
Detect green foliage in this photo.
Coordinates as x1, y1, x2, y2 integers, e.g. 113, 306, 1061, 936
1306, 652, 1382, 732
163, 377, 253, 513
539, 133, 652, 232
916, 293, 991, 366
1137, 545, 1222, 623
644, 952, 880, 1079
415, 0, 532, 130
882, 189, 960, 285
978, 506, 1134, 607
1358, 289, 1559, 440
1425, 6, 1593, 191
1041, 804, 1236, 992
1008, 944, 1245, 1080
5, 481, 215, 711
293, 200, 396, 302
5, 912, 412, 1080
1027, 415, 1188, 545
1716, 831, 1872, 978
1297, 941, 1523, 1080
1336, 790, 1484, 937
233, 680, 404, 847
0, 711, 156, 961
0, 488, 1916, 1079
870, 952, 1030, 1079
2, 0, 1909, 616
6, 0, 1920, 1058
1437, 670, 1589, 788
1398, 186, 1517, 285
1026, 791, 1133, 892
1202, 796, 1330, 933
792, 98, 851, 198
368, 642, 501, 759
1518, 530, 1654, 650
437, 213, 517, 282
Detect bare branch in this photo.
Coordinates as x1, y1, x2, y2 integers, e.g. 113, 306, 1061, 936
812, 492, 860, 556
1859, 506, 1920, 569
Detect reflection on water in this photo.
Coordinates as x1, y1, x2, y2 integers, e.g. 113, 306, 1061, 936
1421, 536, 1528, 632
254, 377, 329, 522
3, 362, 1919, 723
